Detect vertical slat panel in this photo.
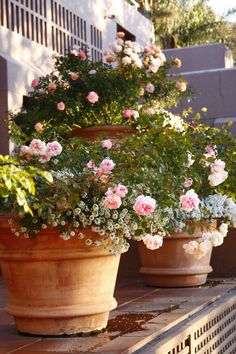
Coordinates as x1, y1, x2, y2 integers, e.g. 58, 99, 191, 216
5, 0, 9, 29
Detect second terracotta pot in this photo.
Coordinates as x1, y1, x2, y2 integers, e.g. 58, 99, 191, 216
137, 229, 213, 288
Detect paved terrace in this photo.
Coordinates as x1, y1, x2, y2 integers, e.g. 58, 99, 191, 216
0, 274, 236, 354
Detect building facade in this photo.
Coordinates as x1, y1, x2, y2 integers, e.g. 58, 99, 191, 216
0, 0, 154, 153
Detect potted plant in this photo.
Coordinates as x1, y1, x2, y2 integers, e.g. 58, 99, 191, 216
9, 33, 188, 143
0, 136, 166, 335
111, 108, 236, 287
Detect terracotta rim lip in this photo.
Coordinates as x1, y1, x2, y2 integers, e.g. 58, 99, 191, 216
69, 124, 136, 137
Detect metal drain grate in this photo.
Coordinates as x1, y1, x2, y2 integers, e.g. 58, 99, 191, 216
140, 291, 236, 354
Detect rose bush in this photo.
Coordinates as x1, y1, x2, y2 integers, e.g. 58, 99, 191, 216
9, 36, 189, 143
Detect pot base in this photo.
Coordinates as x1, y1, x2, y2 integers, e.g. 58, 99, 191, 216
140, 271, 212, 288
14, 312, 110, 336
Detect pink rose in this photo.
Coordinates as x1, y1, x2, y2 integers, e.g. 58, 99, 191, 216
86, 91, 99, 104
123, 109, 133, 118
39, 155, 51, 163
57, 102, 65, 111
183, 178, 193, 188
78, 50, 87, 61
176, 81, 187, 92
20, 145, 31, 155
133, 195, 156, 216
208, 171, 228, 186
100, 175, 110, 184
46, 141, 63, 157
31, 79, 39, 88
112, 43, 122, 53
180, 189, 200, 212
210, 159, 225, 173
70, 72, 79, 80
149, 58, 162, 73
87, 160, 95, 169
99, 158, 115, 172
146, 83, 155, 93
115, 183, 128, 198
102, 139, 112, 150
146, 108, 155, 116
29, 139, 46, 155
172, 58, 181, 68
142, 234, 163, 250
116, 32, 125, 39
121, 56, 132, 65
34, 122, 44, 133
205, 146, 216, 158
105, 187, 115, 197
48, 81, 57, 93
105, 194, 122, 209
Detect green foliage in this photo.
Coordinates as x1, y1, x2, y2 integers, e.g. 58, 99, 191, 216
0, 154, 53, 215
138, 0, 236, 49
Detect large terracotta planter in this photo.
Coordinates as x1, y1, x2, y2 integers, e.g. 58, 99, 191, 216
137, 229, 213, 288
0, 216, 122, 335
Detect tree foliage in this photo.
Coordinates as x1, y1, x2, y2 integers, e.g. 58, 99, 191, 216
135, 0, 236, 53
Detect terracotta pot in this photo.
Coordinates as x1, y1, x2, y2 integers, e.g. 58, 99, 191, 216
69, 124, 136, 141
0, 216, 122, 335
137, 229, 213, 288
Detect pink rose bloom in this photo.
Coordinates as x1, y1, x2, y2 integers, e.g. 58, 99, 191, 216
208, 171, 228, 186
112, 43, 122, 53
105, 194, 122, 209
115, 183, 128, 198
183, 178, 193, 188
100, 174, 110, 184
86, 91, 99, 104
48, 81, 57, 92
210, 159, 225, 173
172, 58, 181, 68
57, 102, 65, 111
70, 72, 79, 80
99, 158, 116, 172
176, 81, 187, 92
124, 47, 133, 55
149, 58, 162, 73
78, 50, 87, 60
20, 145, 31, 155
180, 189, 200, 212
105, 187, 115, 197
29, 139, 46, 155
123, 109, 133, 118
31, 79, 39, 88
102, 139, 112, 150
116, 32, 125, 39
205, 145, 216, 158
121, 56, 132, 65
133, 195, 156, 216
142, 234, 163, 250
34, 122, 44, 132
146, 108, 155, 116
46, 141, 63, 157
39, 155, 51, 163
87, 160, 95, 169
146, 83, 155, 93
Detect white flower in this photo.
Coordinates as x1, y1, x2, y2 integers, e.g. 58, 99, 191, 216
208, 171, 228, 186
142, 234, 163, 250
219, 223, 228, 237
210, 159, 225, 173
187, 152, 195, 167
